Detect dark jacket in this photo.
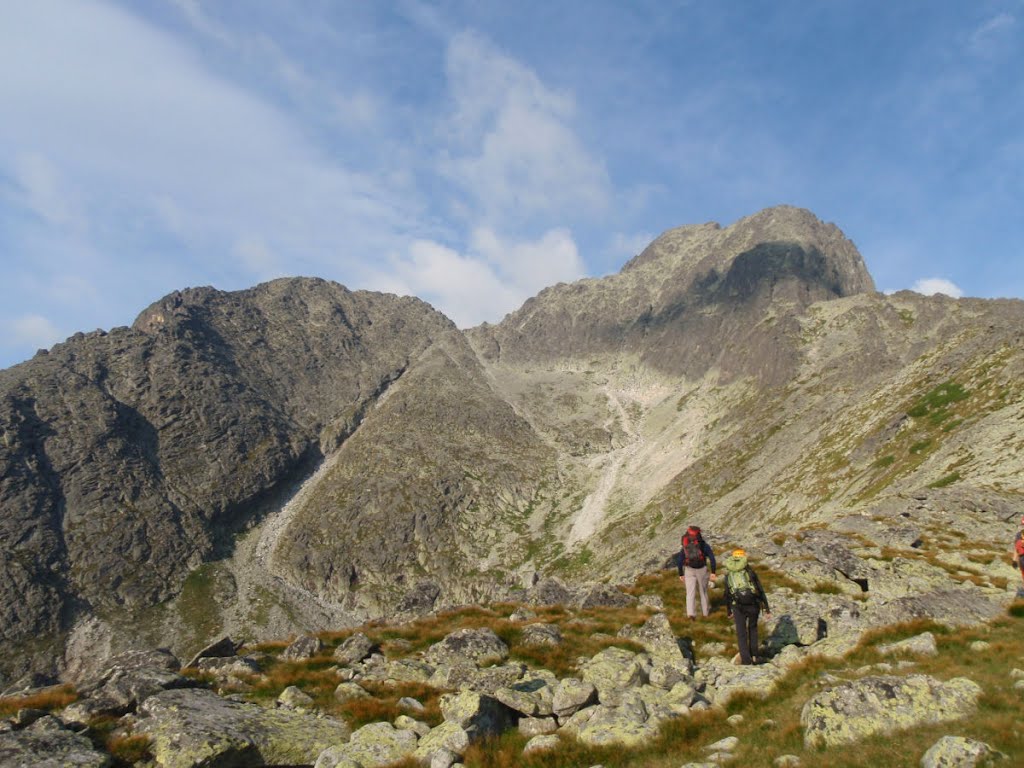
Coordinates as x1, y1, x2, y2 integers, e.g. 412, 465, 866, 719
678, 532, 717, 575
722, 555, 769, 614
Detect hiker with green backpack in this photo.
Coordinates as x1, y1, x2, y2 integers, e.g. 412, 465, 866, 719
723, 548, 771, 665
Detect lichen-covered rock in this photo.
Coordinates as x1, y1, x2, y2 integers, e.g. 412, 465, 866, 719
700, 657, 783, 705
552, 677, 597, 718
185, 637, 242, 668
0, 717, 111, 767
578, 584, 637, 610
519, 716, 558, 737
878, 632, 938, 657
413, 722, 470, 762
394, 715, 430, 737
580, 647, 649, 705
65, 647, 192, 721
523, 733, 561, 753
315, 721, 418, 768
919, 735, 1006, 767
525, 578, 576, 606
520, 623, 563, 647
575, 698, 661, 747
494, 672, 556, 716
136, 687, 351, 767
801, 675, 982, 748
282, 634, 324, 660
334, 682, 371, 703
334, 633, 375, 666
428, 661, 525, 693
425, 628, 509, 667
618, 613, 689, 667
278, 685, 315, 710
439, 690, 516, 737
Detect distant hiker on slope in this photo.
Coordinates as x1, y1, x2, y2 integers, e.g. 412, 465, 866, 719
1013, 516, 1024, 586
723, 548, 771, 665
678, 524, 717, 620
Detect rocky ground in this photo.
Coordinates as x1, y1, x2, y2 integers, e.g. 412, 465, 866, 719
3, 517, 1023, 767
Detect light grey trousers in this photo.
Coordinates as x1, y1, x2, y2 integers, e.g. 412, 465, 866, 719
684, 565, 711, 617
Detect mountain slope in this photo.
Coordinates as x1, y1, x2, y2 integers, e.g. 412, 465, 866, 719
2, 206, 1022, 686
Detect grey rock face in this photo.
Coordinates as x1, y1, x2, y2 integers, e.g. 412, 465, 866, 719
801, 674, 983, 748
425, 628, 510, 667
282, 634, 324, 660
334, 632, 376, 666
920, 735, 1006, 767
137, 687, 351, 767
0, 717, 111, 768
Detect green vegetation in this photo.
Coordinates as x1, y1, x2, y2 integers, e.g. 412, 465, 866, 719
927, 471, 961, 488
906, 381, 970, 418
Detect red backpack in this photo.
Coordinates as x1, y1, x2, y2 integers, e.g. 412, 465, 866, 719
1015, 536, 1024, 558
681, 526, 707, 568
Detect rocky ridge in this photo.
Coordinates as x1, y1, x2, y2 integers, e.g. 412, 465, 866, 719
3, 538, 1022, 766
1, 205, 1023, 688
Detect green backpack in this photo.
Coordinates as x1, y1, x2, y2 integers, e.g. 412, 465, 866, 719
725, 557, 758, 605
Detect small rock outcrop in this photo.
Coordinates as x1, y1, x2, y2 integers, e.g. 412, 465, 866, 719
800, 675, 983, 748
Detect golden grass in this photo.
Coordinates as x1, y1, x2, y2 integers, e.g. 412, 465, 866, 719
0, 685, 77, 717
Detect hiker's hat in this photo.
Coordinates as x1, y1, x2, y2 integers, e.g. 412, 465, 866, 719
732, 548, 746, 557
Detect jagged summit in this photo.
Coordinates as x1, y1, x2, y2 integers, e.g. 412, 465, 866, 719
623, 205, 874, 298
470, 205, 876, 380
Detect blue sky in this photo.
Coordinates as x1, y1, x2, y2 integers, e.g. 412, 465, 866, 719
1, 0, 1022, 370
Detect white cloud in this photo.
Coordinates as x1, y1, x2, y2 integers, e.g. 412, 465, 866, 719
967, 12, 1016, 58
911, 278, 964, 298
471, 227, 584, 289
0, 0, 410, 286
12, 152, 83, 229
441, 31, 610, 225
373, 228, 586, 328
8, 314, 63, 350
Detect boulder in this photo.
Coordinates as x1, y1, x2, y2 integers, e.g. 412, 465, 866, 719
68, 648, 191, 720
412, 722, 470, 763
493, 672, 556, 716
920, 735, 1006, 767
523, 733, 561, 753
0, 716, 110, 768
427, 661, 524, 693
425, 628, 509, 667
520, 623, 563, 647
518, 716, 558, 737
277, 685, 315, 710
801, 675, 983, 748
184, 637, 242, 669
137, 687, 351, 767
439, 690, 516, 737
578, 584, 637, 610
394, 715, 430, 737
334, 682, 371, 704
282, 634, 324, 660
315, 721, 418, 768
878, 632, 938, 657
334, 632, 376, 666
552, 677, 597, 718
526, 578, 576, 606
574, 698, 661, 748
580, 647, 649, 705
867, 589, 1004, 628
700, 657, 784, 706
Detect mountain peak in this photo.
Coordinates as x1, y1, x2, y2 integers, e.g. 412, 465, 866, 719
623, 205, 875, 299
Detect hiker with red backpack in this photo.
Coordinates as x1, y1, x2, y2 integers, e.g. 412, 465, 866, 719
723, 548, 771, 665
1013, 516, 1024, 585
678, 525, 717, 620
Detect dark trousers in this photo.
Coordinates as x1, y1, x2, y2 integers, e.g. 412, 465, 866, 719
732, 602, 760, 664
